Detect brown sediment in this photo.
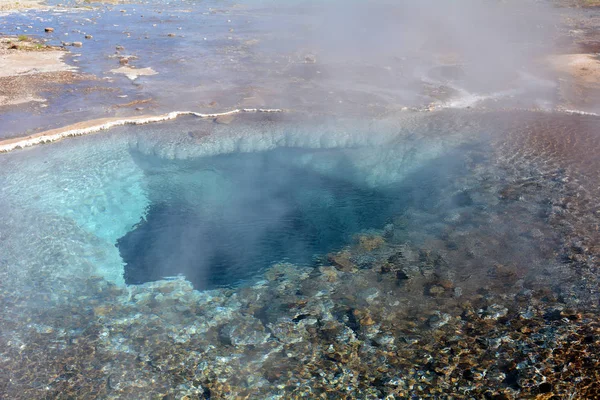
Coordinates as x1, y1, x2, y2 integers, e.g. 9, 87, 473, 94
0, 71, 90, 107
555, 0, 600, 7
548, 54, 600, 111
0, 0, 46, 12
0, 39, 71, 76
0, 108, 285, 153
578, 40, 600, 53
0, 36, 88, 107
112, 98, 154, 109
549, 54, 600, 84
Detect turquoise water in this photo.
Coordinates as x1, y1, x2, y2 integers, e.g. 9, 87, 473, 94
118, 146, 470, 289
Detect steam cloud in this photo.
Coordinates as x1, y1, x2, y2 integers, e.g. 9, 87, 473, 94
256, 0, 559, 109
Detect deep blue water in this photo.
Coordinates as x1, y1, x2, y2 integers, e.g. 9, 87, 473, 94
118, 147, 408, 289
117, 143, 471, 289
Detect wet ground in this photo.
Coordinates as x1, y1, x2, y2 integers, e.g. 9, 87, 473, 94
1, 0, 591, 138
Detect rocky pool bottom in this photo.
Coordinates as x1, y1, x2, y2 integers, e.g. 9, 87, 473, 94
1, 110, 600, 399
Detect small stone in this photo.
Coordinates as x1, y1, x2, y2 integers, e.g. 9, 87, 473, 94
44, 27, 54, 33
357, 235, 385, 251
168, 33, 176, 37
402, 265, 420, 279
268, 318, 306, 344
219, 316, 270, 346
519, 307, 535, 320
560, 309, 581, 320
72, 42, 82, 47
428, 285, 445, 297
374, 335, 395, 346
353, 309, 376, 327
490, 263, 518, 279
438, 279, 455, 290
360, 288, 380, 304
428, 312, 451, 329
318, 266, 339, 283
119, 58, 129, 65
116, 45, 125, 51
479, 304, 508, 320
85, 34, 92, 39
328, 250, 357, 272
383, 223, 394, 238
520, 326, 532, 334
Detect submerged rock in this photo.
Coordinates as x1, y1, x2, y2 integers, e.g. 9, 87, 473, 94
355, 234, 385, 252
328, 250, 357, 272
268, 318, 307, 344
479, 304, 509, 320
220, 315, 271, 346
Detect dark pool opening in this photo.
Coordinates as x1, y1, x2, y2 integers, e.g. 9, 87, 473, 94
117, 145, 473, 290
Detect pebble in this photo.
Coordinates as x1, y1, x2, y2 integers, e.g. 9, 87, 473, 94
44, 27, 54, 33
479, 304, 509, 320
428, 312, 451, 329
428, 285, 445, 297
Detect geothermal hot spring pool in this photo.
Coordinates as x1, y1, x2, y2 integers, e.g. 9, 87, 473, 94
0, 112, 477, 289
118, 146, 411, 289
2, 110, 599, 398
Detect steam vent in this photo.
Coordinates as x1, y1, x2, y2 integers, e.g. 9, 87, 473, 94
2, 0, 600, 398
